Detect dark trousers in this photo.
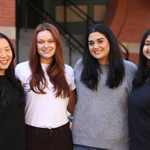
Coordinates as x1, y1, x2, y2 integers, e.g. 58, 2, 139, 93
26, 122, 73, 150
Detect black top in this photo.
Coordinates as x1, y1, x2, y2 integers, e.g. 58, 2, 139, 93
128, 75, 150, 150
0, 76, 25, 150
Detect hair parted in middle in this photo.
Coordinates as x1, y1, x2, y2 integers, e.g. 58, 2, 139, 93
0, 33, 25, 107
133, 28, 150, 88
81, 23, 125, 90
28, 22, 70, 98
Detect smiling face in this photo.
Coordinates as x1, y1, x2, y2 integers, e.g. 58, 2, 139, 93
0, 38, 13, 75
88, 31, 110, 64
143, 35, 150, 60
37, 30, 56, 64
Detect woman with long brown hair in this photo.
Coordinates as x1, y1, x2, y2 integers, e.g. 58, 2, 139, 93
15, 22, 76, 150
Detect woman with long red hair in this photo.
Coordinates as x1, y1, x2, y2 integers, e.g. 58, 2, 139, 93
15, 22, 76, 150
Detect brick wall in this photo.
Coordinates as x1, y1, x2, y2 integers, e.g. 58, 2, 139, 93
0, 0, 16, 65
104, 0, 150, 43
103, 0, 150, 65
122, 53, 139, 66
0, 0, 15, 26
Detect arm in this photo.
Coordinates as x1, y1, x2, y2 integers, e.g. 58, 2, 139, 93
67, 89, 77, 114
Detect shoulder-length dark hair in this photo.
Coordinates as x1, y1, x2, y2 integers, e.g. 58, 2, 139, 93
0, 33, 25, 107
81, 23, 125, 90
133, 29, 150, 87
28, 22, 70, 98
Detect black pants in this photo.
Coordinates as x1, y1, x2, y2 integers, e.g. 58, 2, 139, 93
26, 122, 73, 150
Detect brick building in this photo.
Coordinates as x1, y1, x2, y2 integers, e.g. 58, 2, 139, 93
104, 0, 150, 65
0, 0, 150, 66
0, 0, 16, 63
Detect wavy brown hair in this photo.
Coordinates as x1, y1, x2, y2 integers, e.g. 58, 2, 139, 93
28, 23, 70, 98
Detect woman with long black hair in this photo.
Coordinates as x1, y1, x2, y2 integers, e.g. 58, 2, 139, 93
0, 33, 25, 150
128, 29, 150, 150
72, 24, 137, 150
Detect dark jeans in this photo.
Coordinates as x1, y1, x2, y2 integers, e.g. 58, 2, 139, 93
74, 144, 108, 150
26, 122, 73, 150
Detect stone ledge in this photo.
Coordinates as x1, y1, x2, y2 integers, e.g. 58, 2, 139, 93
0, 26, 16, 40
120, 42, 140, 54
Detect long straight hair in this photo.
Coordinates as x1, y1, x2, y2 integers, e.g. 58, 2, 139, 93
28, 23, 70, 98
0, 33, 25, 107
81, 24, 125, 90
133, 29, 150, 87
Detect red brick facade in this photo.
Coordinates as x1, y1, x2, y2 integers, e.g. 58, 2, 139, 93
104, 0, 150, 43
122, 53, 139, 66
104, 0, 150, 65
0, 0, 15, 26
0, 0, 16, 64
1, 0, 149, 66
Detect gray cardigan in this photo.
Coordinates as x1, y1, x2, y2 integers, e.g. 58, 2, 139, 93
72, 59, 137, 150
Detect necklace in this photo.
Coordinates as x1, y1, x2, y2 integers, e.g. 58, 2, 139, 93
101, 68, 110, 72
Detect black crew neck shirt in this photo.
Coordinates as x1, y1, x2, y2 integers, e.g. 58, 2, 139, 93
128, 75, 150, 150
0, 75, 25, 150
